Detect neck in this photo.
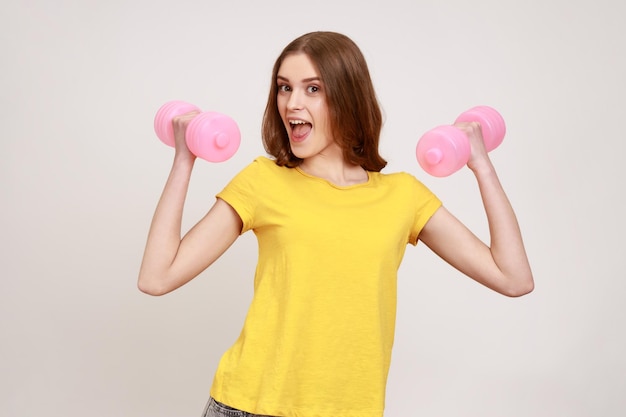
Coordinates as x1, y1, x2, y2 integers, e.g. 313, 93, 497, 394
299, 156, 368, 186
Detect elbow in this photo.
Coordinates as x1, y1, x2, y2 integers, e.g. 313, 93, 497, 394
503, 277, 535, 298
138, 283, 164, 297
137, 274, 170, 297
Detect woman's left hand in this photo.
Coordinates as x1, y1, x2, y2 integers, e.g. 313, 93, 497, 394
453, 121, 491, 173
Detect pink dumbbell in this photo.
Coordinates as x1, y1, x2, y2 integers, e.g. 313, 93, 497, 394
415, 106, 506, 177
154, 100, 241, 162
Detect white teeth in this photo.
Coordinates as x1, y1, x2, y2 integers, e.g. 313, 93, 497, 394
290, 120, 308, 125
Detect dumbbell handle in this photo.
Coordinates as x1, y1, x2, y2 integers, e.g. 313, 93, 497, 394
153, 100, 241, 163
453, 106, 506, 152
416, 106, 506, 177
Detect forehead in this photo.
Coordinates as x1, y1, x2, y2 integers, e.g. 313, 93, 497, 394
277, 52, 320, 80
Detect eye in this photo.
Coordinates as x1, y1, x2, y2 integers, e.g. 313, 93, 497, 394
278, 84, 291, 93
307, 85, 320, 93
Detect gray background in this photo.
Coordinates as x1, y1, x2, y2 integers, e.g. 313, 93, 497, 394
2, 0, 625, 416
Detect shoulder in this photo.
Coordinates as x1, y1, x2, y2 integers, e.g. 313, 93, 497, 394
370, 170, 426, 188
244, 156, 290, 176
243, 155, 276, 171
371, 170, 440, 202
229, 156, 280, 179
252, 155, 277, 167
225, 156, 295, 192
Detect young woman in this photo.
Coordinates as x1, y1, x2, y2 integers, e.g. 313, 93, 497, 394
138, 31, 533, 417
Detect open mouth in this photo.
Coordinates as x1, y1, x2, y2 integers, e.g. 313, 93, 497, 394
289, 120, 312, 142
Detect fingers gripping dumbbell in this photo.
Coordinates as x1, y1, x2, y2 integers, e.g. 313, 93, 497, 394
415, 106, 506, 177
154, 100, 241, 162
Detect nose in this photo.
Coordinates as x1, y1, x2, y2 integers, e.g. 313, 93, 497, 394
287, 89, 303, 110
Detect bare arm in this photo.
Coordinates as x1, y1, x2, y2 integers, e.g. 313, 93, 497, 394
137, 112, 243, 296
418, 122, 534, 297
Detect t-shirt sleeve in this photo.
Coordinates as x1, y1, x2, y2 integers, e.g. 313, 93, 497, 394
216, 158, 265, 234
407, 175, 442, 246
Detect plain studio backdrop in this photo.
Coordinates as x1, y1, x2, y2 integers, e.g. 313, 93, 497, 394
2, 0, 624, 416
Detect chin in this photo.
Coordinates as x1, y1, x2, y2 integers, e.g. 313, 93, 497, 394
289, 150, 308, 160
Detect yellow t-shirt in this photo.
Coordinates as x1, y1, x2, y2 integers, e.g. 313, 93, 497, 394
211, 157, 441, 417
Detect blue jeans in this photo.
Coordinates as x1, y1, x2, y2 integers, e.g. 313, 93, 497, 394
201, 397, 276, 417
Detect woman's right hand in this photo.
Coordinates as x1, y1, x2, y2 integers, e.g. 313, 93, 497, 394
171, 110, 201, 162
139, 107, 243, 296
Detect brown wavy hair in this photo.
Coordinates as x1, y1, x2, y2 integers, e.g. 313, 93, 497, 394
262, 31, 387, 172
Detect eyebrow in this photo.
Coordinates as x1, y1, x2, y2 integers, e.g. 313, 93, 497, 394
276, 75, 321, 83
